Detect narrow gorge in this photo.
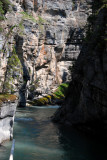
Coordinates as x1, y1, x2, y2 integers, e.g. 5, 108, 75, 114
0, 0, 107, 160
52, 0, 107, 129
0, 0, 92, 105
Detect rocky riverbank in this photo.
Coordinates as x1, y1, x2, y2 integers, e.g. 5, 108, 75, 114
0, 94, 17, 144
27, 83, 69, 106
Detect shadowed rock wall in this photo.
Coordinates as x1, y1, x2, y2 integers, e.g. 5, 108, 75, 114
52, 4, 107, 126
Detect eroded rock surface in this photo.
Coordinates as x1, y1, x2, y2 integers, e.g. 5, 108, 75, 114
0, 102, 17, 144
0, 0, 92, 102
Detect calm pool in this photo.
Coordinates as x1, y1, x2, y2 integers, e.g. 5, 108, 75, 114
0, 105, 107, 160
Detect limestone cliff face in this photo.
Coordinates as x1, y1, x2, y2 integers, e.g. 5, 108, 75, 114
0, 102, 17, 144
22, 0, 92, 96
0, 0, 92, 104
52, 5, 107, 125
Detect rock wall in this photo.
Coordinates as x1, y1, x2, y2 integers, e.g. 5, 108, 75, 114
22, 0, 92, 96
0, 102, 17, 144
0, 0, 92, 103
52, 5, 107, 126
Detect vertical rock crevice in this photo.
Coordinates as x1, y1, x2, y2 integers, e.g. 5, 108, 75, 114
15, 35, 30, 107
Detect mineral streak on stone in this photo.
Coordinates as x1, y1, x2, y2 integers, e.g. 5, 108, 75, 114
0, 0, 92, 103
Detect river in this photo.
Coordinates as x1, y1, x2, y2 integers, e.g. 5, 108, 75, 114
0, 105, 107, 160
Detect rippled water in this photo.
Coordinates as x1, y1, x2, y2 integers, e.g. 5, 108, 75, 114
0, 105, 107, 160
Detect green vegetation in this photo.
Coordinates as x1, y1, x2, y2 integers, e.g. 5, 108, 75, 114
0, 0, 11, 13
0, 0, 11, 31
0, 25, 18, 53
0, 93, 17, 106
38, 16, 46, 24
20, 11, 37, 23
8, 47, 21, 67
0, 0, 10, 14
37, 16, 46, 31
0, 27, 3, 32
20, 11, 46, 32
3, 46, 22, 93
0, 1, 4, 21
20, 11, 46, 24
28, 83, 69, 106
0, 0, 11, 21
53, 83, 69, 99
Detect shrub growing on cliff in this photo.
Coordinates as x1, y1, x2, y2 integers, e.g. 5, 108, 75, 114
53, 83, 69, 99
0, 0, 10, 13
20, 12, 46, 33
3, 46, 22, 93
28, 83, 69, 106
20, 11, 37, 23
0, 0, 10, 20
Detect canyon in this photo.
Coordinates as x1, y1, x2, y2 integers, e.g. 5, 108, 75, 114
0, 0, 107, 145
0, 0, 92, 106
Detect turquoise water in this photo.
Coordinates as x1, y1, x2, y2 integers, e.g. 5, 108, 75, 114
0, 105, 107, 160
0, 141, 11, 160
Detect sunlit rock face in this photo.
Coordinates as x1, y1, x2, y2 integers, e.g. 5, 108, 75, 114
21, 0, 92, 95
0, 0, 92, 97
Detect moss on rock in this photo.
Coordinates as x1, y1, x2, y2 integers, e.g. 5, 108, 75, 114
28, 83, 69, 106
0, 93, 17, 104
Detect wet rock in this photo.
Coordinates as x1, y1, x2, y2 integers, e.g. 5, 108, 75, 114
0, 102, 17, 144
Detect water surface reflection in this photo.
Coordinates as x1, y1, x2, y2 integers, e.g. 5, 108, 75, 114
14, 106, 107, 160
0, 105, 107, 160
